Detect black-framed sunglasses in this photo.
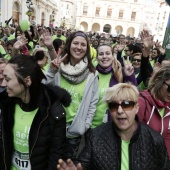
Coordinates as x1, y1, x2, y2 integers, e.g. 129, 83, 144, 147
164, 81, 170, 92
124, 50, 130, 52
132, 59, 141, 62
108, 101, 136, 112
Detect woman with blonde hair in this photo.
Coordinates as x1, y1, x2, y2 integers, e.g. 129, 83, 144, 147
57, 83, 169, 170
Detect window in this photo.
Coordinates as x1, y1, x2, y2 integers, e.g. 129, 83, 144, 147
107, 7, 112, 18
131, 12, 136, 20
118, 10, 124, 19
67, 4, 69, 9
157, 13, 160, 19
95, 7, 100, 17
83, 3, 88, 16
163, 12, 166, 19
134, 0, 137, 2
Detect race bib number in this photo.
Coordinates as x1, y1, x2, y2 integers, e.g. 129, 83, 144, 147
12, 150, 31, 170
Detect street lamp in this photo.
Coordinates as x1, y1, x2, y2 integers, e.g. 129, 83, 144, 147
26, 0, 33, 21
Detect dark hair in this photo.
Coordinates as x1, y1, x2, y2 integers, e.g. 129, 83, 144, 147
46, 27, 52, 34
61, 31, 95, 73
97, 44, 113, 56
53, 39, 63, 52
126, 44, 142, 54
33, 51, 45, 61
6, 39, 16, 47
24, 31, 33, 42
15, 27, 23, 39
8, 55, 46, 101
152, 47, 161, 56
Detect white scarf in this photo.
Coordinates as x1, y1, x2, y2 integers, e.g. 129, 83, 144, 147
60, 57, 90, 84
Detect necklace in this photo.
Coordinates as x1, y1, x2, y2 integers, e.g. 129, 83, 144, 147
18, 103, 38, 120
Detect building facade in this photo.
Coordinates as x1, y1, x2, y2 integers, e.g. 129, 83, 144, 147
0, 0, 59, 27
0, 0, 169, 41
72, 0, 169, 39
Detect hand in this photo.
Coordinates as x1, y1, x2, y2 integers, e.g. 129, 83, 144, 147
50, 53, 68, 71
154, 40, 165, 55
57, 159, 82, 170
13, 34, 28, 50
123, 56, 134, 76
140, 30, 154, 49
41, 29, 53, 48
117, 43, 125, 52
153, 62, 161, 74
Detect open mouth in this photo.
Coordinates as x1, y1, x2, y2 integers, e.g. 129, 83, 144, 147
117, 118, 127, 123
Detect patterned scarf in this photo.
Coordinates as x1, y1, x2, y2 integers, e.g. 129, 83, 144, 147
60, 57, 90, 84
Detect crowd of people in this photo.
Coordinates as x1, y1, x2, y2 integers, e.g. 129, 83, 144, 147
0, 18, 170, 170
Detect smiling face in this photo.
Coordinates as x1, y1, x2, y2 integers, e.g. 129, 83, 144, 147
70, 36, 87, 65
3, 64, 26, 99
97, 45, 114, 68
132, 54, 141, 69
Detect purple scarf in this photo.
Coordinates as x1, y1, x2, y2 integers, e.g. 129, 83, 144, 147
96, 64, 118, 87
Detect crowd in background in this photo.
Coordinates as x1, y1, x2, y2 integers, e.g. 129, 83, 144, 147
0, 18, 170, 170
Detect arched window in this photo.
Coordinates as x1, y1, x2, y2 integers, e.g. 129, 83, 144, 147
12, 1, 20, 24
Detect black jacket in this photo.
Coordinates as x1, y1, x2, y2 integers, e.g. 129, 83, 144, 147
77, 118, 169, 170
0, 84, 71, 170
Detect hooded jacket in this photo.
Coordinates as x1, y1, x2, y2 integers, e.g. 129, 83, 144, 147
138, 90, 170, 159
0, 84, 71, 170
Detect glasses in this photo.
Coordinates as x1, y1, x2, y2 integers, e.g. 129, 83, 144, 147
124, 50, 130, 52
109, 101, 136, 112
132, 59, 141, 62
164, 81, 170, 92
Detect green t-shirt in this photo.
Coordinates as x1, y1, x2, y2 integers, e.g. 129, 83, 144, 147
135, 72, 146, 91
90, 46, 97, 59
60, 75, 86, 123
121, 140, 130, 170
42, 63, 50, 73
0, 45, 6, 55
159, 108, 165, 118
52, 35, 66, 42
4, 54, 12, 60
150, 60, 155, 67
28, 41, 34, 55
91, 72, 112, 128
7, 34, 15, 41
11, 104, 38, 170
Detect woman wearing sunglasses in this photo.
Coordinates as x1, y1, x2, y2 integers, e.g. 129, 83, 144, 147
138, 65, 170, 161
57, 83, 169, 170
132, 53, 144, 91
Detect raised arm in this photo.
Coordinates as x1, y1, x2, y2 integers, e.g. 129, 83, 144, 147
140, 30, 154, 86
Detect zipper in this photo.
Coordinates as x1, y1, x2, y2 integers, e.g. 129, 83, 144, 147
29, 113, 48, 168
1, 109, 7, 170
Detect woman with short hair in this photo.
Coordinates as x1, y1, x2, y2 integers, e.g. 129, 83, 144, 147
57, 83, 169, 170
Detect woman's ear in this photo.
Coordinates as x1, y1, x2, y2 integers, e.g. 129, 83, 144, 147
24, 76, 32, 87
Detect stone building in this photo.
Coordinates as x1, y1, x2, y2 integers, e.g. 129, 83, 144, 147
0, 0, 59, 27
